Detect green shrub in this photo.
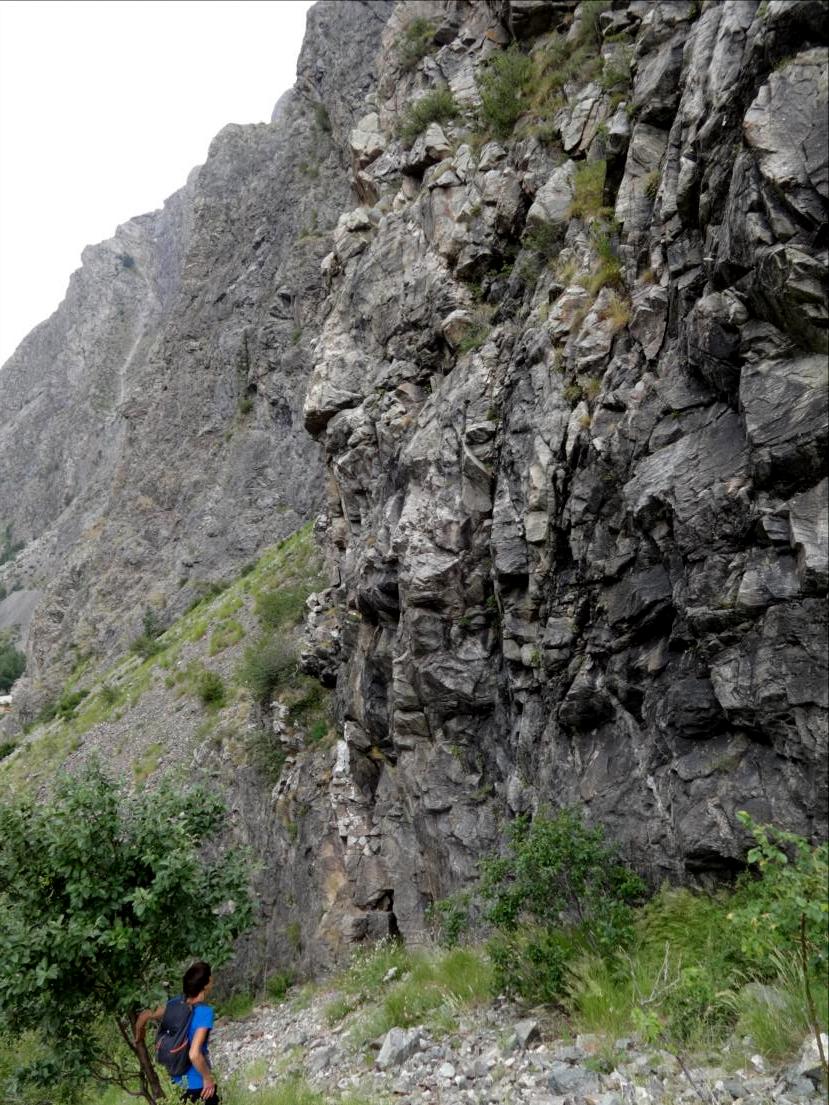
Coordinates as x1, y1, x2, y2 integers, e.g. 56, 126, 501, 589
397, 16, 436, 71
238, 634, 297, 706
129, 633, 164, 660
0, 740, 16, 761
477, 45, 533, 139
398, 88, 458, 146
569, 159, 609, 220
37, 688, 90, 725
523, 220, 560, 265
265, 971, 294, 1003
255, 585, 309, 629
197, 670, 226, 709
99, 683, 119, 706
488, 924, 576, 1003
428, 892, 472, 947
479, 809, 646, 1001
728, 812, 829, 979
215, 990, 255, 1019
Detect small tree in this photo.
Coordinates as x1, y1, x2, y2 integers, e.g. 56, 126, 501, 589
0, 763, 252, 1103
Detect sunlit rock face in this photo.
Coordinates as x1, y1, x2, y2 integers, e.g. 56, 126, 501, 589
1, 0, 826, 975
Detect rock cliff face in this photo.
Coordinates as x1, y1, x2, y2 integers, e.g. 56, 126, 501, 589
299, 0, 828, 943
1, 0, 826, 971
0, 0, 394, 698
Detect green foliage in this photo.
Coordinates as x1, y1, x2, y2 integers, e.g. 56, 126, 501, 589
223, 1077, 325, 1105
569, 159, 609, 220
265, 971, 294, 1003
37, 687, 89, 725
477, 46, 533, 139
569, 842, 829, 1060
350, 945, 492, 1047
726, 951, 828, 1062
0, 763, 252, 1098
579, 0, 612, 47
479, 810, 646, 1002
238, 395, 254, 416
0, 636, 25, 692
255, 585, 310, 629
245, 725, 287, 785
197, 669, 226, 708
488, 924, 576, 1004
398, 88, 458, 146
728, 811, 829, 978
587, 228, 623, 294
523, 220, 560, 266
397, 16, 437, 72
209, 618, 245, 656
215, 990, 255, 1020
0, 741, 15, 761
428, 892, 472, 947
0, 524, 24, 566
238, 634, 297, 706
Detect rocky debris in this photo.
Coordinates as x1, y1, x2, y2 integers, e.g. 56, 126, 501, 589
212, 988, 828, 1105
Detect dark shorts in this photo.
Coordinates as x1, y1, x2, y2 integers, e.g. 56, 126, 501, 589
181, 1090, 220, 1104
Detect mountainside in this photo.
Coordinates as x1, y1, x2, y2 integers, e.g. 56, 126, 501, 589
1, 0, 827, 979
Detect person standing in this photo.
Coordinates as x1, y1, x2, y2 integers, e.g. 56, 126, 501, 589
136, 960, 218, 1102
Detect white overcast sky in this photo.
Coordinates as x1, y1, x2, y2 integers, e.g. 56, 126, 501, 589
0, 0, 314, 367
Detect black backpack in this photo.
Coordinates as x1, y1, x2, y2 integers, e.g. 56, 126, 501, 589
155, 997, 194, 1078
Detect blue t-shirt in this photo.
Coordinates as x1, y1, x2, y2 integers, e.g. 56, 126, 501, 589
171, 1001, 214, 1090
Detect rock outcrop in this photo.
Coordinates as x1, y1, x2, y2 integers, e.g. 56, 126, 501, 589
299, 0, 829, 942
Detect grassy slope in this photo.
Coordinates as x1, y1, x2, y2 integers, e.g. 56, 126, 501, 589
0, 524, 329, 793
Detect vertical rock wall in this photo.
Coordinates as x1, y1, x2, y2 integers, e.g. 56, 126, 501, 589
300, 0, 828, 944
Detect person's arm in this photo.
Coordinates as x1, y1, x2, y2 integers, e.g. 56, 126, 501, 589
188, 1028, 216, 1099
134, 1004, 166, 1042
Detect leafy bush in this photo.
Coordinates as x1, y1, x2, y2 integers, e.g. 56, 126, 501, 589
238, 634, 297, 706
477, 45, 533, 139
728, 811, 829, 978
130, 606, 166, 660
397, 16, 436, 71
197, 669, 226, 708
479, 809, 646, 1001
398, 88, 458, 146
0, 764, 251, 1100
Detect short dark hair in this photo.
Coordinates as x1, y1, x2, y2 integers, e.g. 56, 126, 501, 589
183, 961, 212, 998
